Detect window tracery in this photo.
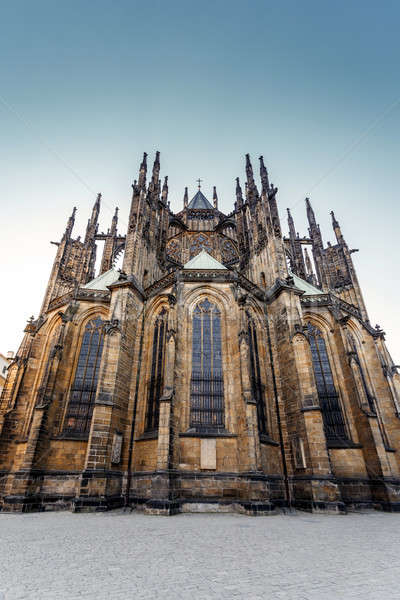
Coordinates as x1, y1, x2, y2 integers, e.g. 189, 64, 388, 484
190, 299, 225, 431
189, 234, 213, 259
307, 323, 348, 443
64, 317, 105, 435
221, 239, 238, 264
166, 240, 181, 263
145, 308, 168, 431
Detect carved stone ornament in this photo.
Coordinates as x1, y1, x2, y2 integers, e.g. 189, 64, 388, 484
238, 328, 249, 344
238, 293, 248, 306
167, 327, 176, 341
104, 319, 121, 335
60, 301, 79, 323
167, 293, 177, 307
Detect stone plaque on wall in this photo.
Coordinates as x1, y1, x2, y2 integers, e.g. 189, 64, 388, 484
111, 432, 123, 464
200, 438, 216, 470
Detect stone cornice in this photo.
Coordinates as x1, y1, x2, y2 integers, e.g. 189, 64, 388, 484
47, 288, 110, 312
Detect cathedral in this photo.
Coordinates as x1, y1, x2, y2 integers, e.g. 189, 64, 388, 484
1, 151, 400, 515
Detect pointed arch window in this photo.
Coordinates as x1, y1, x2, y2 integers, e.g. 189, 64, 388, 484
190, 299, 225, 432
64, 317, 105, 435
307, 323, 348, 443
247, 312, 268, 435
145, 308, 168, 432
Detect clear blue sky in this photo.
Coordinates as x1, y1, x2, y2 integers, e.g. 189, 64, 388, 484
1, 0, 399, 361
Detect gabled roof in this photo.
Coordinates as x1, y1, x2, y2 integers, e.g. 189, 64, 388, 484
183, 250, 227, 270
187, 190, 214, 210
290, 271, 323, 295
83, 268, 120, 290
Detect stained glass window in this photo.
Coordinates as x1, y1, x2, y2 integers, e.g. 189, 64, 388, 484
190, 299, 225, 431
189, 234, 213, 259
166, 240, 181, 263
221, 239, 238, 264
145, 308, 168, 431
307, 323, 348, 443
64, 317, 104, 435
247, 314, 268, 435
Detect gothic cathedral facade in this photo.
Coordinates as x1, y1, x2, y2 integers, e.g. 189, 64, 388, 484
1, 152, 400, 514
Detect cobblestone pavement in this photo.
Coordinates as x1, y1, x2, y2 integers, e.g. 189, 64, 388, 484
0, 510, 399, 599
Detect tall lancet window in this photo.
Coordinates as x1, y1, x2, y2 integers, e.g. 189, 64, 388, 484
190, 299, 225, 432
307, 323, 348, 443
64, 317, 105, 435
247, 313, 268, 435
145, 308, 168, 432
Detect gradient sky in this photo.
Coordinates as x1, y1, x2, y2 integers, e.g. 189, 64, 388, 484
1, 0, 399, 361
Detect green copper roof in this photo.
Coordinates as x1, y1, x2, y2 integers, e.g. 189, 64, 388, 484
83, 268, 120, 290
290, 271, 323, 295
183, 250, 227, 270
187, 190, 214, 210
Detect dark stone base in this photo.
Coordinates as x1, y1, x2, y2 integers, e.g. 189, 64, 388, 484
73, 495, 125, 512
294, 499, 347, 513
144, 499, 181, 515
2, 493, 75, 513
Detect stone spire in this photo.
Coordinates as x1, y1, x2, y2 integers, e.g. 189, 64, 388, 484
99, 207, 119, 275
84, 194, 101, 245
287, 207, 296, 238
245, 154, 259, 205
213, 186, 218, 210
138, 152, 148, 192
162, 175, 168, 205
287, 208, 306, 278
111, 206, 118, 234
306, 197, 323, 249
236, 177, 244, 208
259, 155, 270, 195
63, 207, 76, 240
331, 210, 344, 245
304, 246, 313, 275
151, 151, 160, 186
183, 187, 188, 209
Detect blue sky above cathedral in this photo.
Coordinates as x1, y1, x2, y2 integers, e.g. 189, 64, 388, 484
0, 0, 399, 360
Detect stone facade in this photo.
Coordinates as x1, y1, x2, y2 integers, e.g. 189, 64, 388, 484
1, 151, 400, 515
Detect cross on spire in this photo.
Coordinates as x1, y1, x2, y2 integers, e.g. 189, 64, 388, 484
196, 178, 202, 189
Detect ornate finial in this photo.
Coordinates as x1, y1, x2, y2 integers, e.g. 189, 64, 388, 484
184, 187, 188, 208
151, 151, 161, 185
235, 177, 243, 206
138, 153, 148, 191
196, 178, 202, 190
259, 155, 270, 194
330, 210, 339, 228
162, 176, 169, 204
213, 186, 218, 209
